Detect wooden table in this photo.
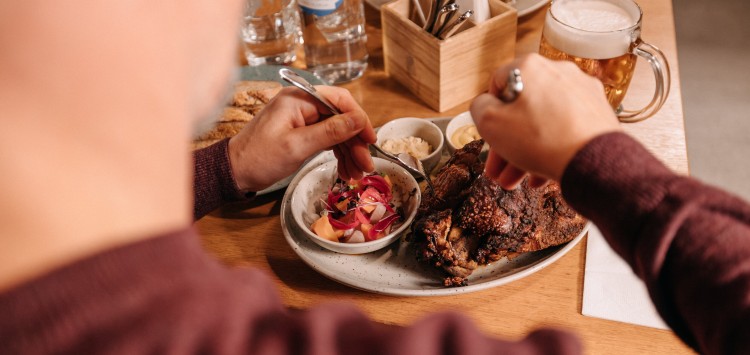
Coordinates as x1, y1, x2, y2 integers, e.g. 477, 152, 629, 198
199, 1, 693, 353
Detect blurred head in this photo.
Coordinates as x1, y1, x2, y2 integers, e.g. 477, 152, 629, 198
0, 1, 247, 288
0, 0, 244, 131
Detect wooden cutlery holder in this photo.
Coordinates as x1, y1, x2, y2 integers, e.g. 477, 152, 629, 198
382, 0, 517, 112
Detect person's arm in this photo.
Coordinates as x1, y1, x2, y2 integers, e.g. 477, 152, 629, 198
193, 138, 247, 220
255, 305, 582, 354
562, 132, 750, 354
192, 86, 377, 220
0, 224, 585, 355
471, 54, 750, 354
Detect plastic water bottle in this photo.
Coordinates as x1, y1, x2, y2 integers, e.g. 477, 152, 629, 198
298, 0, 369, 84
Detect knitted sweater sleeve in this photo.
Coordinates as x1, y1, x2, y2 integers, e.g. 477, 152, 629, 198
561, 132, 750, 355
192, 139, 247, 220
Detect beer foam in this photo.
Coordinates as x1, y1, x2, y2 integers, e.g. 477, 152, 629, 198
544, 0, 640, 59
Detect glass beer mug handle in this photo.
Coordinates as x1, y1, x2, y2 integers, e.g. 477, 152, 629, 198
617, 40, 671, 123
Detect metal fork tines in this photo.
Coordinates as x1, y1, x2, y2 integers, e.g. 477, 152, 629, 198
370, 143, 437, 196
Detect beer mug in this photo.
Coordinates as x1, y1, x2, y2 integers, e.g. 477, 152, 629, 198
539, 0, 670, 123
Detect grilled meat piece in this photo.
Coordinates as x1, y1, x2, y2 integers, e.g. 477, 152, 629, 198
413, 210, 452, 262
412, 138, 586, 286
466, 178, 586, 264
413, 210, 479, 279
418, 139, 484, 217
457, 175, 514, 236
444, 276, 468, 287
443, 139, 485, 176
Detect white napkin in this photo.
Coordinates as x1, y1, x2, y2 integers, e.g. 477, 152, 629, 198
582, 225, 669, 330
455, 0, 491, 23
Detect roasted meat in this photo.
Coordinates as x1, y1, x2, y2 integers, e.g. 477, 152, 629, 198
467, 177, 586, 264
413, 210, 479, 279
418, 139, 485, 217
412, 139, 586, 286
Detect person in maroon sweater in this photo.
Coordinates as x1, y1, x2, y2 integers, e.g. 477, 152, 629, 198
1, 2, 748, 355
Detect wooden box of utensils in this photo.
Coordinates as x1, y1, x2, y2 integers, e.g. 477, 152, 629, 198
382, 0, 517, 112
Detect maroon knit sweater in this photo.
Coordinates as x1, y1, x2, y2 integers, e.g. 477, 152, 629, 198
1, 134, 748, 354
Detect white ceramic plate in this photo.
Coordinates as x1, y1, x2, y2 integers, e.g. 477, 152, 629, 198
281, 123, 590, 296
516, 0, 549, 17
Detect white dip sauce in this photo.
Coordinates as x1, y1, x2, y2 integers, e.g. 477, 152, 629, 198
381, 136, 432, 159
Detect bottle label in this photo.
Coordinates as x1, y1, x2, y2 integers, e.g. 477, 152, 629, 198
299, 0, 343, 16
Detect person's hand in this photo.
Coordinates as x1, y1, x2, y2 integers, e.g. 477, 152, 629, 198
470, 53, 621, 189
228, 86, 376, 192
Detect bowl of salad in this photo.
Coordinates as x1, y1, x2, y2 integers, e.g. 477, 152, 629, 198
290, 157, 421, 254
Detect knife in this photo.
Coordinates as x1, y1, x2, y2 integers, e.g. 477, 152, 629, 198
431, 2, 460, 35
423, 0, 445, 33
436, 10, 473, 40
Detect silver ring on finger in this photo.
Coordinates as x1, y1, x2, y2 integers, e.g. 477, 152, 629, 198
499, 68, 523, 103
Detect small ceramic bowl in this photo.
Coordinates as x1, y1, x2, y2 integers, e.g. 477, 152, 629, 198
376, 118, 444, 174
445, 111, 483, 154
290, 158, 421, 254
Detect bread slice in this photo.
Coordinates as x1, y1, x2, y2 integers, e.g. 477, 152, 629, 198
219, 107, 255, 123
194, 121, 246, 142
231, 80, 282, 107
192, 80, 282, 150
191, 138, 223, 150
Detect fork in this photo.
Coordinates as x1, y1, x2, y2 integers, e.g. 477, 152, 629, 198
278, 68, 438, 196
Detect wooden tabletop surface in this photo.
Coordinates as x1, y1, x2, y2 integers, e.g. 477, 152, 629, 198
198, 1, 693, 353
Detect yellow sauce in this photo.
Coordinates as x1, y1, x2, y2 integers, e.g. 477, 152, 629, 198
451, 125, 481, 149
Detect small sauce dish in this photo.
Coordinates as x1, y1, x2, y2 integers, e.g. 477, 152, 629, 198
376, 118, 444, 174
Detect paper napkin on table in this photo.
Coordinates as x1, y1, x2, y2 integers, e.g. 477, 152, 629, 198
582, 225, 669, 330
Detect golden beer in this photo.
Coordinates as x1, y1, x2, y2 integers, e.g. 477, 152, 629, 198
539, 35, 637, 111
539, 0, 670, 121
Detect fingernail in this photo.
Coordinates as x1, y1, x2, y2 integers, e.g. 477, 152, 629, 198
343, 113, 360, 130
330, 115, 350, 134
